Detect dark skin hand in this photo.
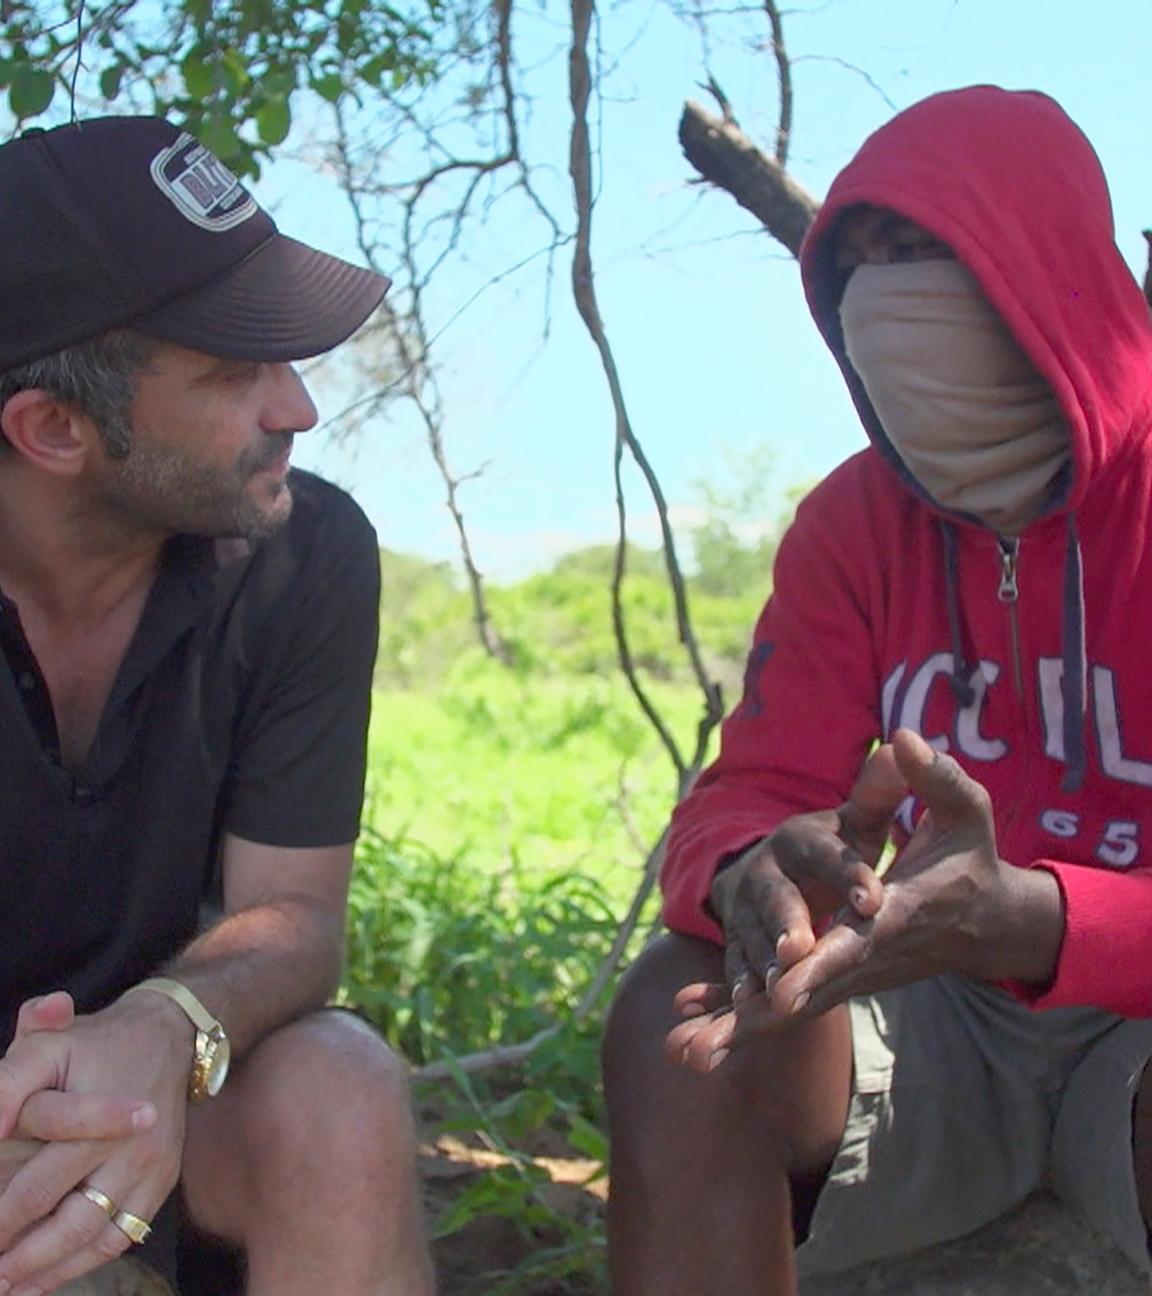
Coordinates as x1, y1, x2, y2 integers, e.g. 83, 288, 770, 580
669, 730, 1066, 1074
705, 740, 909, 1015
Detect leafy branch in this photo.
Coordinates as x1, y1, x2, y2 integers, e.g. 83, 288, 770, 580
0, 0, 441, 174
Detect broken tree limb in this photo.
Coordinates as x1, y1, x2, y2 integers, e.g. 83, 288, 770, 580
679, 99, 820, 258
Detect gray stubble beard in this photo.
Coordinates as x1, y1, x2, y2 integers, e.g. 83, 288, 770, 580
93, 431, 296, 543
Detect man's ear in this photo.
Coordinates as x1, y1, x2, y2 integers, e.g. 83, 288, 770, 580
0, 389, 93, 474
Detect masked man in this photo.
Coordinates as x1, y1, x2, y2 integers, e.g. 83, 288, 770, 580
605, 86, 1152, 1294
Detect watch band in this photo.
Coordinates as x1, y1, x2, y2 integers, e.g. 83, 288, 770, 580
126, 976, 231, 1104
128, 977, 222, 1033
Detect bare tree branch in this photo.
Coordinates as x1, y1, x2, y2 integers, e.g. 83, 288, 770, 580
414, 1, 740, 1085
569, 0, 724, 795
331, 103, 515, 666
764, 0, 792, 165
679, 98, 819, 256
791, 52, 898, 111
313, 0, 578, 674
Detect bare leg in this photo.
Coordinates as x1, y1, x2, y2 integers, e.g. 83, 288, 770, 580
603, 934, 853, 1296
181, 1010, 435, 1296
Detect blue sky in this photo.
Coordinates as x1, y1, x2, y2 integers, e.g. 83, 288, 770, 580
265, 0, 1152, 580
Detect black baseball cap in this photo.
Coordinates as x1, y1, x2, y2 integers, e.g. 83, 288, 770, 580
0, 115, 391, 370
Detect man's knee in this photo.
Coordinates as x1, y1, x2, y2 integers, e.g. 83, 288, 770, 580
603, 934, 760, 1147
603, 933, 852, 1177
186, 1007, 420, 1213
237, 1010, 418, 1174
603, 932, 723, 1091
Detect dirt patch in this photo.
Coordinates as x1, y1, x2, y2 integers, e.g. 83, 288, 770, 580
421, 1134, 607, 1295
64, 1126, 608, 1296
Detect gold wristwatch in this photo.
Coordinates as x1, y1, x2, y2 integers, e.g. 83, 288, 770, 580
127, 977, 231, 1103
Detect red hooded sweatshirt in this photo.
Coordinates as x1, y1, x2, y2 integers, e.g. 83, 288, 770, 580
661, 86, 1152, 1016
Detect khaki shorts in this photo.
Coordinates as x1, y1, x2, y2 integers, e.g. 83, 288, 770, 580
796, 974, 1152, 1277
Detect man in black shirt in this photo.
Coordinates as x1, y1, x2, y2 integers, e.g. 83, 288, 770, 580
0, 119, 434, 1293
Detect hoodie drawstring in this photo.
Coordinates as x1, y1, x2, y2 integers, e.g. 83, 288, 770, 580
1061, 513, 1087, 793
940, 519, 976, 707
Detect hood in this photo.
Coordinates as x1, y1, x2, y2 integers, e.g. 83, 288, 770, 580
801, 85, 1152, 516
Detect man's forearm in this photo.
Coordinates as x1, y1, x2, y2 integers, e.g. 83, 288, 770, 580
143, 895, 346, 1059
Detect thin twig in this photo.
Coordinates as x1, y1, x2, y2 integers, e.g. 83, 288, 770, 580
790, 52, 898, 111
569, 0, 724, 793
332, 103, 513, 666
763, 0, 792, 165
69, 0, 86, 122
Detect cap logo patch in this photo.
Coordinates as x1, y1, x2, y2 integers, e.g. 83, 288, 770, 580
150, 132, 257, 232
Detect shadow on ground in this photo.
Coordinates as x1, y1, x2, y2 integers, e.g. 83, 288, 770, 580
59, 1178, 1148, 1294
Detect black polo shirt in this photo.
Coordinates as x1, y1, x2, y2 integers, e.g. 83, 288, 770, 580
0, 471, 380, 1049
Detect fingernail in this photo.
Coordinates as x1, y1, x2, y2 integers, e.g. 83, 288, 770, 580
791, 991, 811, 1015
681, 1003, 706, 1018
776, 931, 788, 954
707, 1048, 730, 1072
763, 963, 780, 995
132, 1102, 157, 1131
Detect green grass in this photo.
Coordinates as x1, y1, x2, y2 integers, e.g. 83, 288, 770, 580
362, 660, 716, 907
341, 542, 773, 1291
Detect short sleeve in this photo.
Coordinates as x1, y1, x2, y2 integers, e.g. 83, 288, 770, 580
222, 492, 381, 847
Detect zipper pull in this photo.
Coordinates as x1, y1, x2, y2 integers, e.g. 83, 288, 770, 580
997, 538, 1020, 603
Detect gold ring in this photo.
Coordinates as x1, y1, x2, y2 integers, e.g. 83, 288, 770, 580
80, 1185, 118, 1217
112, 1209, 153, 1245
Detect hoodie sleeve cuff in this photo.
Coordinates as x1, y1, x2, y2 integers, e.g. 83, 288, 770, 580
660, 824, 772, 944
1002, 859, 1152, 1015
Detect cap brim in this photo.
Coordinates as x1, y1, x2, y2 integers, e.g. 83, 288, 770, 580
136, 233, 391, 362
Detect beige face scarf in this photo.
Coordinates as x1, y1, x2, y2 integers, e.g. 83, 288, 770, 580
839, 259, 1068, 535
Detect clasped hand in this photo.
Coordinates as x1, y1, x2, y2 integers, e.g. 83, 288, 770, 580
668, 729, 1064, 1074
0, 988, 193, 1294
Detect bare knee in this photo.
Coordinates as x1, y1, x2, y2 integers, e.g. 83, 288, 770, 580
240, 1010, 417, 1171
185, 1008, 421, 1229
604, 935, 769, 1151
604, 933, 721, 1102
604, 934, 852, 1175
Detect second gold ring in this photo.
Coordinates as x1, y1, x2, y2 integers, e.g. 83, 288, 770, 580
112, 1209, 153, 1245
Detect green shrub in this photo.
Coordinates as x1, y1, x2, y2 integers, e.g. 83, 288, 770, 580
342, 828, 635, 1293
343, 828, 638, 1091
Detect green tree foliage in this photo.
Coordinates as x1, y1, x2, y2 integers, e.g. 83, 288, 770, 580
377, 547, 472, 686
0, 0, 440, 174
687, 442, 809, 600
373, 541, 770, 691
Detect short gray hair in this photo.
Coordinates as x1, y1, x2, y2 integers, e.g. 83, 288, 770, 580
0, 330, 158, 460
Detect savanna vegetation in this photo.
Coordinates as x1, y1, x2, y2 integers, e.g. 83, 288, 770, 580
338, 476, 798, 1293
4, 0, 823, 1284
14, 2, 1151, 1290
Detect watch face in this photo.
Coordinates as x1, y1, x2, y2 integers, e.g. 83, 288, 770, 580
204, 1028, 231, 1097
